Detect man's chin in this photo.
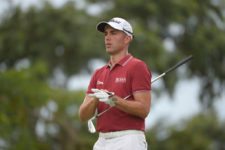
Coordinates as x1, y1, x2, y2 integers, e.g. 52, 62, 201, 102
106, 49, 114, 55
106, 49, 122, 55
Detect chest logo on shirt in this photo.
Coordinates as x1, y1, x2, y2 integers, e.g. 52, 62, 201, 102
97, 80, 104, 85
115, 77, 126, 83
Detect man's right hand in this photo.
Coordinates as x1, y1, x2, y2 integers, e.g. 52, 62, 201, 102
89, 88, 115, 106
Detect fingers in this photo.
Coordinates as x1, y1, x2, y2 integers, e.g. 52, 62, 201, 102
90, 88, 115, 106
89, 89, 104, 98
91, 88, 102, 93
88, 93, 96, 97
91, 88, 114, 96
90, 88, 116, 106
106, 91, 115, 96
99, 98, 108, 102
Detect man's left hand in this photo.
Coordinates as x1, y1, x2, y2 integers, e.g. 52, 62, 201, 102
89, 89, 116, 106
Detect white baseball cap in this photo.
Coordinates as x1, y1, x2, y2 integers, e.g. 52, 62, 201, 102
96, 17, 133, 38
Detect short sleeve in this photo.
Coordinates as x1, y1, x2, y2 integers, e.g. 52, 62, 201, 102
131, 61, 151, 93
86, 70, 97, 94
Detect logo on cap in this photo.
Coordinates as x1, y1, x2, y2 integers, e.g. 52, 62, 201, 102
109, 19, 121, 24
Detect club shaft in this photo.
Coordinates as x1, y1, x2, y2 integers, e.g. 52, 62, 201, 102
165, 55, 193, 74
151, 55, 193, 83
151, 73, 165, 83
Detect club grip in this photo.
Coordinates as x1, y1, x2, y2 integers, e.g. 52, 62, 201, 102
164, 55, 193, 74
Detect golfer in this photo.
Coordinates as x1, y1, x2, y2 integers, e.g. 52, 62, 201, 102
79, 17, 152, 150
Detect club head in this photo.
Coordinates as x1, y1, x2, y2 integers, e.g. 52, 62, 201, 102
88, 119, 96, 133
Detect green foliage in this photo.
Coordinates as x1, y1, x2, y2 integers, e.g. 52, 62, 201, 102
147, 112, 225, 150
180, 24, 225, 106
0, 1, 104, 76
40, 88, 97, 150
1, 0, 224, 103
0, 0, 225, 149
87, 0, 225, 106
0, 62, 50, 149
0, 63, 98, 149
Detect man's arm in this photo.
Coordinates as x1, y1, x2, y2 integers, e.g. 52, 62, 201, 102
113, 91, 151, 119
79, 95, 99, 122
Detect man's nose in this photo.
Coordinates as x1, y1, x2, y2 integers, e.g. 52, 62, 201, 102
105, 34, 111, 41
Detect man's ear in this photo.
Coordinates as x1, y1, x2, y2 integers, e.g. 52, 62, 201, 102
124, 35, 132, 44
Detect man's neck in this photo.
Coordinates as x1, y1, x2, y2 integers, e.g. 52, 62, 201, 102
110, 51, 128, 66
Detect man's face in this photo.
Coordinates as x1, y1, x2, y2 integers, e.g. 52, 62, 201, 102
104, 26, 129, 55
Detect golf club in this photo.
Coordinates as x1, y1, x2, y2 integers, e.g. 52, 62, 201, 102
151, 55, 193, 83
88, 55, 193, 133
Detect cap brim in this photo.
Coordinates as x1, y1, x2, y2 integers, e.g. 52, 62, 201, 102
96, 22, 108, 33
96, 21, 133, 38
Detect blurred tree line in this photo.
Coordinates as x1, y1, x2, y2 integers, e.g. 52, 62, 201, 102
0, 0, 224, 149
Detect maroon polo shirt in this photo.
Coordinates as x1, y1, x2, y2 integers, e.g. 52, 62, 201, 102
87, 54, 151, 132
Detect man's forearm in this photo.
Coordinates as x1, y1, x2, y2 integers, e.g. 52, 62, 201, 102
79, 96, 98, 122
113, 95, 150, 119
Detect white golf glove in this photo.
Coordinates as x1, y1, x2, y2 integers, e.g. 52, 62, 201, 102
89, 89, 116, 106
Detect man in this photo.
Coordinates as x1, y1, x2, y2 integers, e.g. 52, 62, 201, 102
79, 17, 152, 150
